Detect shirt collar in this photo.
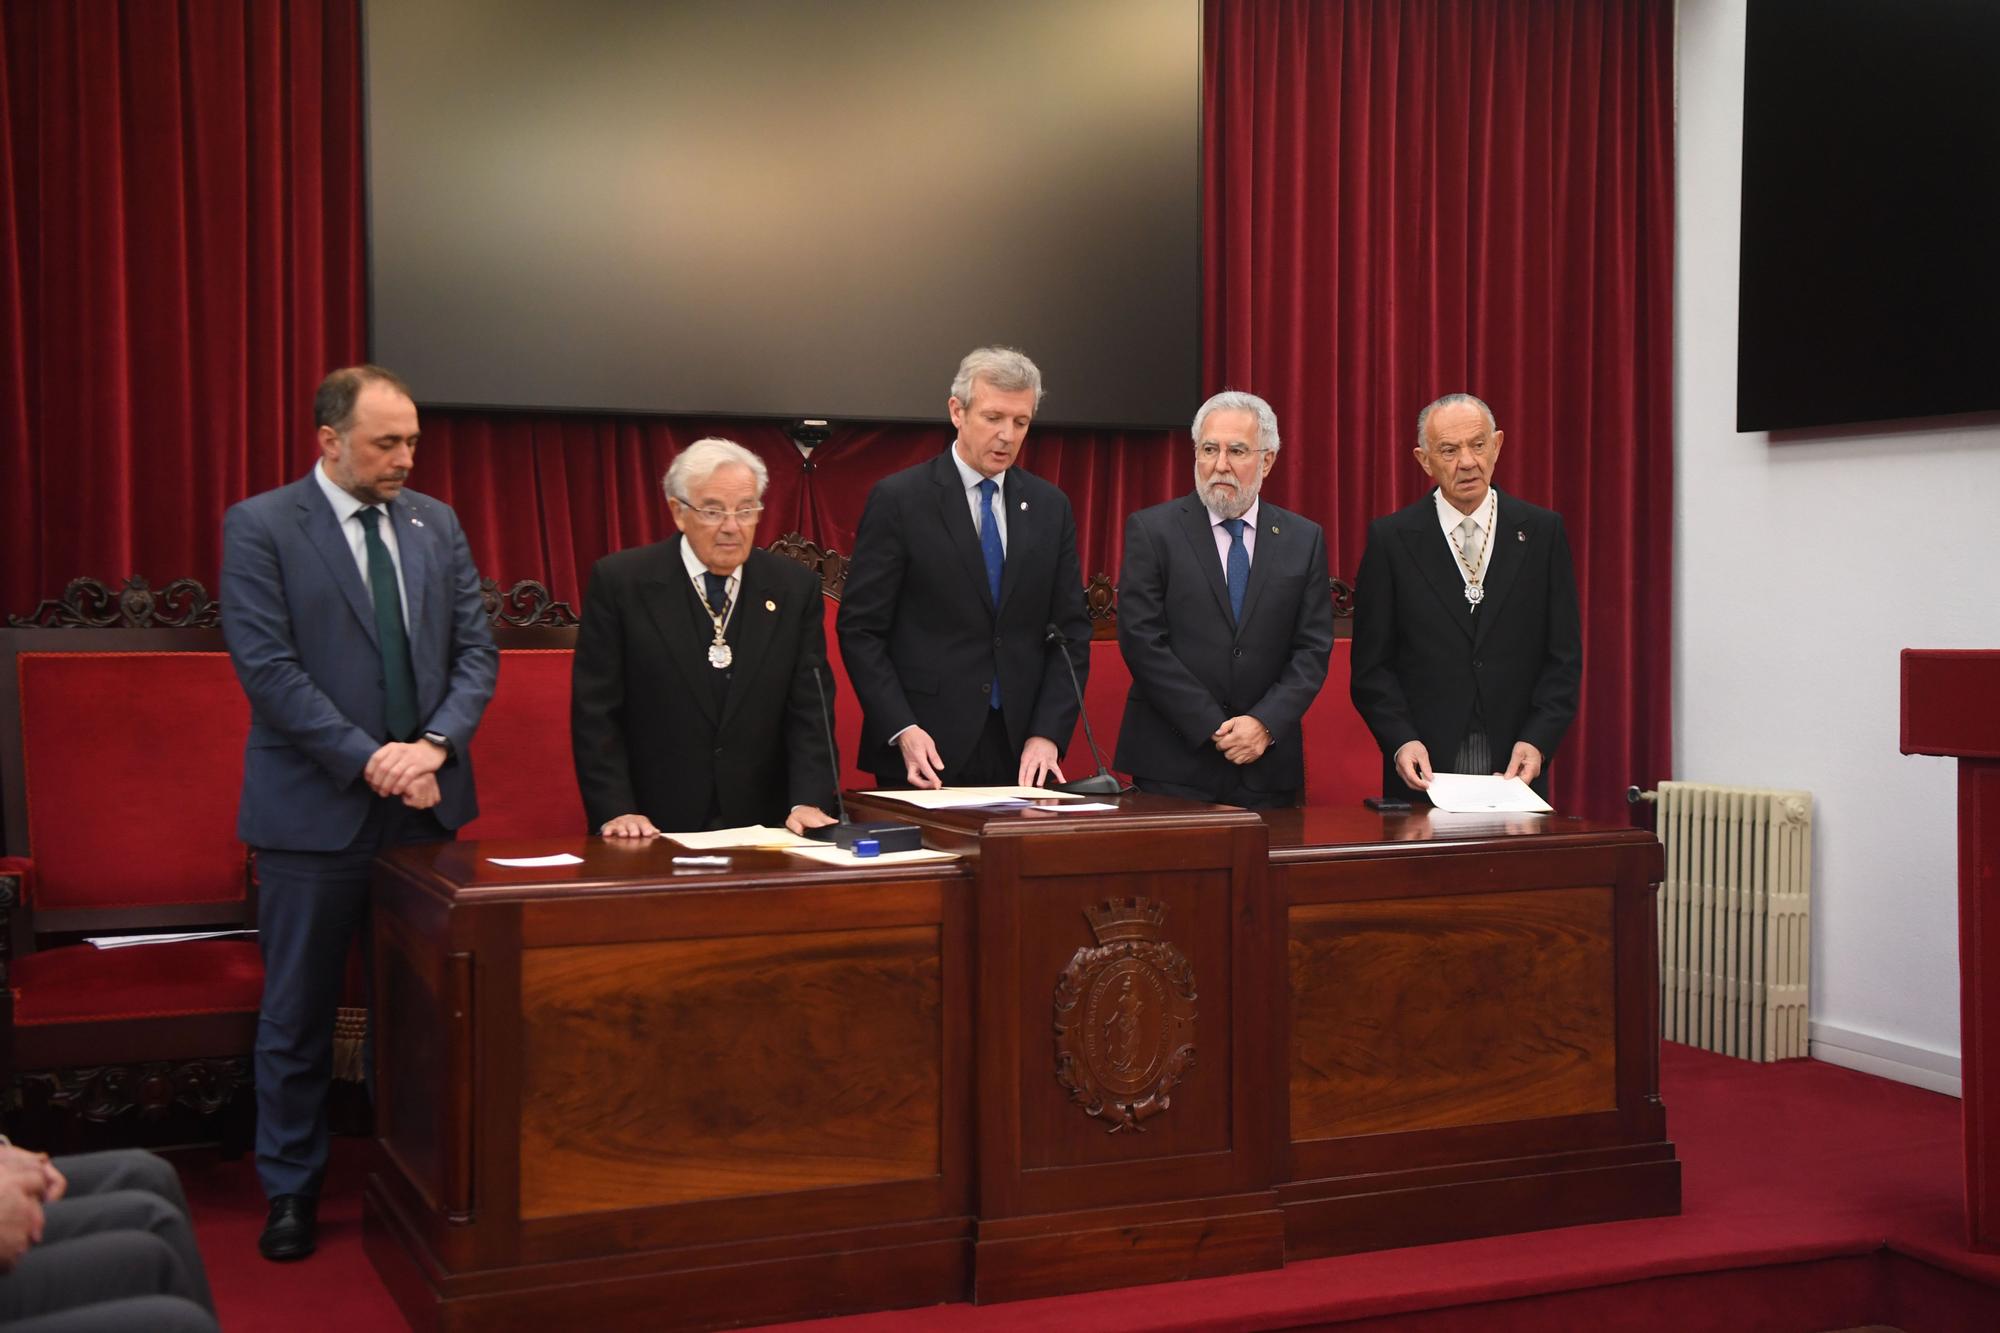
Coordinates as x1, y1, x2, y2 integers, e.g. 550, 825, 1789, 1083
948, 442, 1005, 494
1207, 497, 1260, 531
1433, 485, 1497, 536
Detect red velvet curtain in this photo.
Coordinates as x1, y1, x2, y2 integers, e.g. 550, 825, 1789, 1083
0, 0, 1672, 817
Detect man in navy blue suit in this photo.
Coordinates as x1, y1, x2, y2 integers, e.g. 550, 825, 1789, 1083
220, 365, 497, 1261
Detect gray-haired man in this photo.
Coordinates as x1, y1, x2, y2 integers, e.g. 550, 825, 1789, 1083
571, 437, 840, 836
1114, 390, 1333, 806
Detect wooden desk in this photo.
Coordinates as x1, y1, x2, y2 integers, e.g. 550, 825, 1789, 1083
366, 803, 1679, 1331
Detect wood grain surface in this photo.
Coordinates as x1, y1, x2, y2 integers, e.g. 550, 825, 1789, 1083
1290, 886, 1616, 1140
519, 924, 943, 1217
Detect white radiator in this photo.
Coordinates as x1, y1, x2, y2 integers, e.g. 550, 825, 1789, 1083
1654, 781, 1813, 1061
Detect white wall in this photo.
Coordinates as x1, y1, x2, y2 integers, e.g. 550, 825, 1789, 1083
1675, 0, 1998, 1090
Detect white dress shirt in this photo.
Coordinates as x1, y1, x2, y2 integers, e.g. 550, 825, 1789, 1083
315, 461, 410, 631
680, 534, 741, 630
1206, 497, 1261, 574
1433, 486, 1498, 588
949, 445, 1008, 552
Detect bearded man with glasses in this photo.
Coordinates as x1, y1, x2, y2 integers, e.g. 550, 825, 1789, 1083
1112, 390, 1334, 807
571, 438, 840, 837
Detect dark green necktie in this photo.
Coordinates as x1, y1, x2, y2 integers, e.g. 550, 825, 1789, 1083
357, 506, 419, 741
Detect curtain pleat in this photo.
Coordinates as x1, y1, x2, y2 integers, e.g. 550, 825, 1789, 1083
0, 0, 1671, 817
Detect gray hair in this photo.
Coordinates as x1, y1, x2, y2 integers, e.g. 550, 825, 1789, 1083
950, 346, 1044, 409
1192, 390, 1281, 456
663, 437, 769, 503
1416, 393, 1497, 448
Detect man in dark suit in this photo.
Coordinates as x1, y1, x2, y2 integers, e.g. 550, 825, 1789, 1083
1115, 391, 1334, 807
1349, 393, 1582, 802
221, 365, 497, 1261
570, 438, 839, 837
838, 346, 1090, 788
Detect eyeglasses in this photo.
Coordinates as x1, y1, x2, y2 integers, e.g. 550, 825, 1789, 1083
1194, 442, 1263, 462
676, 502, 765, 526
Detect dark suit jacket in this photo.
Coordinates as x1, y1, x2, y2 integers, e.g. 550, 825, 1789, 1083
836, 451, 1090, 781
571, 539, 838, 833
1349, 488, 1582, 801
220, 472, 498, 851
1114, 495, 1334, 799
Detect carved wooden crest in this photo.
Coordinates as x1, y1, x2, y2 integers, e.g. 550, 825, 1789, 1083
1053, 897, 1197, 1133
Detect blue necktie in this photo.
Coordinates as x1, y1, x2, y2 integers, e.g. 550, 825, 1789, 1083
357, 507, 418, 741
702, 571, 729, 617
978, 477, 1004, 709
1222, 517, 1249, 622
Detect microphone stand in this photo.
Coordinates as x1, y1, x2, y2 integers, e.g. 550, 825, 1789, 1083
1043, 623, 1130, 797
802, 665, 924, 850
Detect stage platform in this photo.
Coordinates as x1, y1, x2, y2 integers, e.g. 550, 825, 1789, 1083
180, 1044, 2000, 1331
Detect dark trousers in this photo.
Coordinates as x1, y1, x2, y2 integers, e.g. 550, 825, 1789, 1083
1136, 775, 1300, 810
253, 797, 448, 1200
0, 1150, 217, 1332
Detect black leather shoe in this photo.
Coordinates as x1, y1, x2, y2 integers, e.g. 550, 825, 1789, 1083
259, 1193, 317, 1261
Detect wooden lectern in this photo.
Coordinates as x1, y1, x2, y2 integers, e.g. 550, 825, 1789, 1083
1901, 649, 2000, 1250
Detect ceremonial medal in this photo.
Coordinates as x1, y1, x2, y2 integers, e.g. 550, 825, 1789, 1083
708, 638, 733, 669
1448, 491, 1497, 613
1464, 584, 1485, 607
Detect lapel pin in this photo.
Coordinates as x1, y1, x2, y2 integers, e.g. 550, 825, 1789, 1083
1270, 525, 1279, 534
1019, 501, 1028, 511
1516, 530, 1526, 541
410, 517, 425, 528
764, 599, 776, 612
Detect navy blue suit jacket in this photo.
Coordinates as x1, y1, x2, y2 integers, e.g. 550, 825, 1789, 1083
220, 470, 498, 851
1113, 495, 1333, 798
836, 451, 1090, 781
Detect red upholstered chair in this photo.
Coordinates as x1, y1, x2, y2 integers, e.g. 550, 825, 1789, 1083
459, 645, 588, 839
1, 606, 262, 1150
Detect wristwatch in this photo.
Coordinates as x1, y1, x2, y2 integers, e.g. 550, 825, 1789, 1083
421, 730, 453, 757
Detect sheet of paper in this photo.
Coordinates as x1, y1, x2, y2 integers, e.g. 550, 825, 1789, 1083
1423, 773, 1554, 814
1055, 801, 1119, 811
86, 929, 257, 949
783, 844, 960, 867
860, 786, 1085, 809
667, 825, 818, 850
486, 852, 587, 867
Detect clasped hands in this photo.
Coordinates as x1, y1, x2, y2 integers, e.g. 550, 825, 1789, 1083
1392, 739, 1542, 791
896, 726, 1065, 790
0, 1143, 67, 1271
364, 738, 447, 809
1213, 715, 1271, 765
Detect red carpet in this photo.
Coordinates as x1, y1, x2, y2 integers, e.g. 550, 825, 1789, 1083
176, 1044, 2000, 1331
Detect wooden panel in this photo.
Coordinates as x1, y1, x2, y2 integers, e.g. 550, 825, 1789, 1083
519, 925, 942, 1218
1290, 887, 1616, 1141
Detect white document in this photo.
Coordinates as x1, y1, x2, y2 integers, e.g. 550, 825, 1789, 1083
784, 844, 960, 867
86, 929, 257, 949
486, 852, 587, 867
665, 825, 819, 850
1423, 773, 1554, 814
860, 785, 1085, 809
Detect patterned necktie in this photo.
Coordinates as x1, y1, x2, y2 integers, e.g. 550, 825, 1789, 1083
1222, 517, 1248, 622
978, 477, 1004, 709
357, 507, 418, 741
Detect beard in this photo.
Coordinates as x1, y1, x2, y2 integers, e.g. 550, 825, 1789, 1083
1196, 472, 1256, 519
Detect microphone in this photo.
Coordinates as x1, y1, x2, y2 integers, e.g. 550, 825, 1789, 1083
802, 663, 923, 851
1042, 622, 1129, 797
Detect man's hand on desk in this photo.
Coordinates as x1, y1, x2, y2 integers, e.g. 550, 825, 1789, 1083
895, 726, 946, 789
785, 805, 837, 835
1213, 715, 1271, 765
1017, 736, 1066, 788
600, 813, 661, 838
1393, 740, 1434, 791
1501, 741, 1543, 784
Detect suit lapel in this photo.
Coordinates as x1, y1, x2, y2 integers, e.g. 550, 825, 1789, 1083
1473, 491, 1528, 648
996, 470, 1042, 615
1399, 492, 1476, 641
932, 452, 995, 616
640, 538, 722, 725
1236, 504, 1285, 634
1175, 497, 1235, 628
295, 474, 380, 647
717, 555, 779, 729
